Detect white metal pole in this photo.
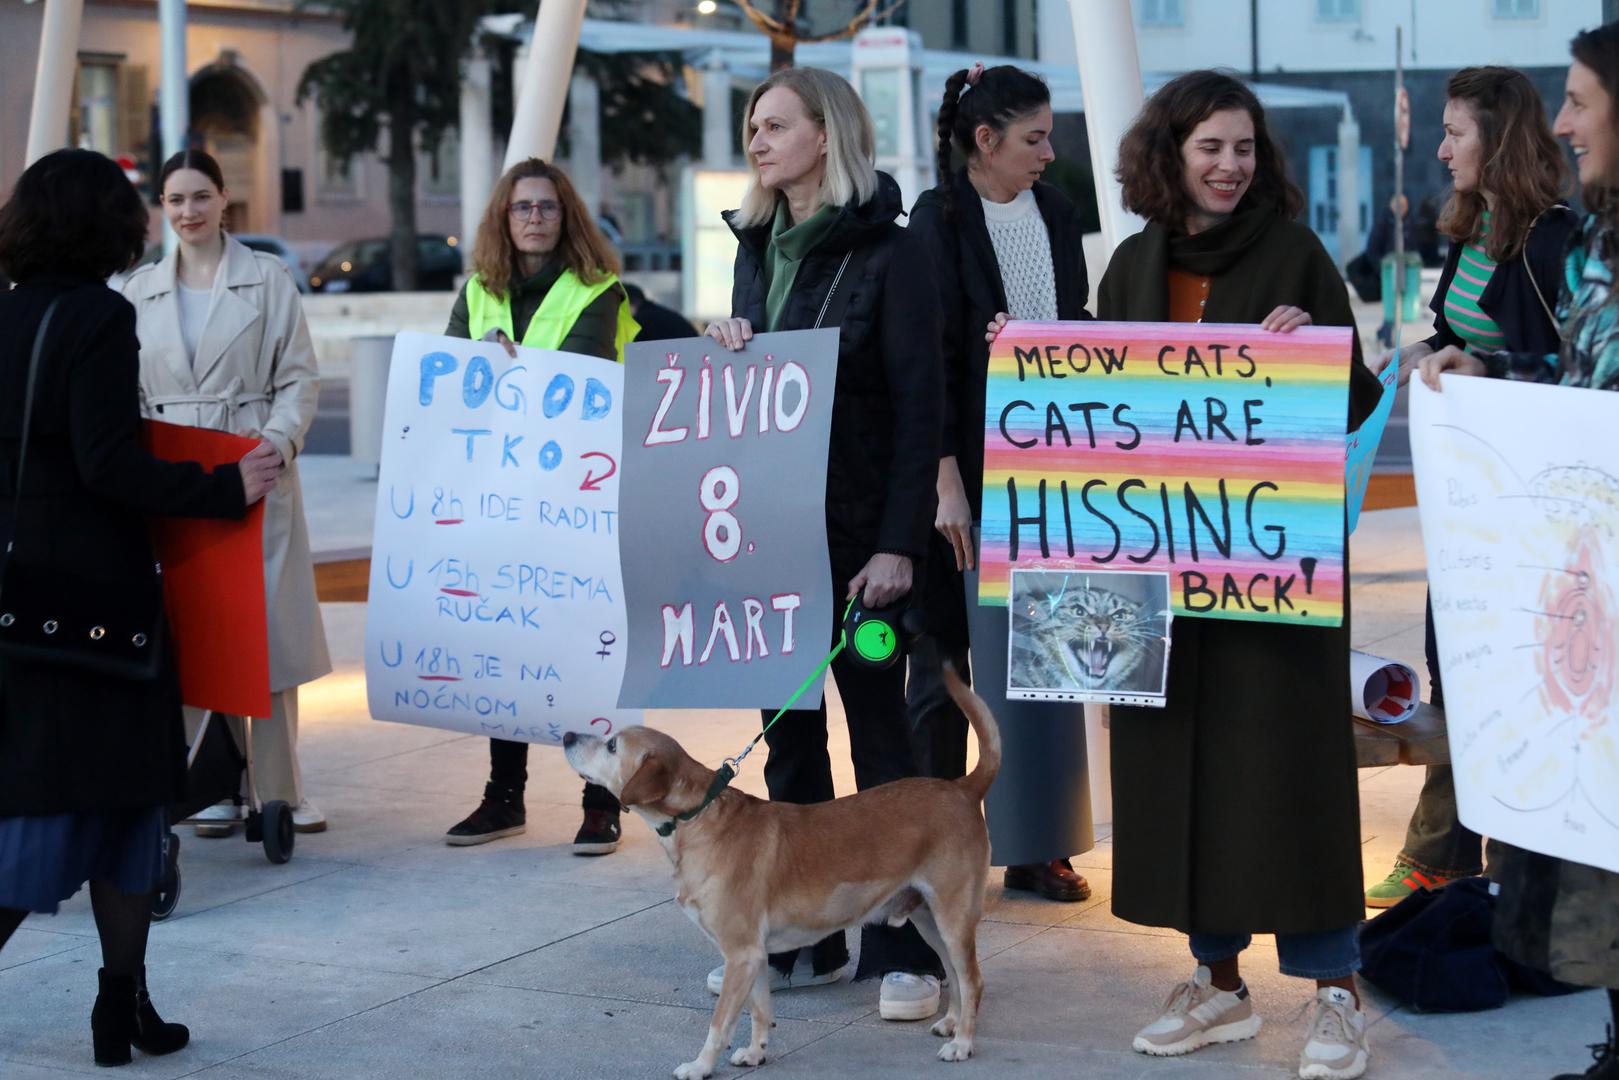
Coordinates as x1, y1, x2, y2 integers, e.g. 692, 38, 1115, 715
159, 0, 189, 255
1336, 109, 1361, 270
567, 71, 602, 218
24, 0, 87, 167
701, 56, 732, 168
1068, 0, 1146, 259
504, 0, 587, 169
460, 48, 494, 253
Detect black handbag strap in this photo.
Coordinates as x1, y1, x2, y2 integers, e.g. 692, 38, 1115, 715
7, 296, 64, 527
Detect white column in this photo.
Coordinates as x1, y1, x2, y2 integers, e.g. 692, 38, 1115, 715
567, 71, 602, 217
159, 0, 188, 255
25, 0, 87, 167
701, 57, 732, 168
503, 0, 587, 169
257, 101, 281, 235
460, 49, 494, 251
1068, 0, 1146, 258
1337, 109, 1361, 270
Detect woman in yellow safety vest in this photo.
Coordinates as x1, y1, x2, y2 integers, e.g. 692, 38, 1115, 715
442, 158, 638, 853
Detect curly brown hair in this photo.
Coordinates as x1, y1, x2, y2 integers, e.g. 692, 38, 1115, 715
1116, 70, 1303, 232
1436, 67, 1569, 262
469, 159, 618, 301
0, 149, 148, 282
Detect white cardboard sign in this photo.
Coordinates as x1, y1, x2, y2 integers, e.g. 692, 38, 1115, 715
364, 333, 641, 745
1411, 376, 1619, 872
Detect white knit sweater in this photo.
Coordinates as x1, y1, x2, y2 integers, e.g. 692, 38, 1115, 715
981, 188, 1058, 321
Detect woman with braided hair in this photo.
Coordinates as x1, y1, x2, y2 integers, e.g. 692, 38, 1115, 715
907, 63, 1097, 904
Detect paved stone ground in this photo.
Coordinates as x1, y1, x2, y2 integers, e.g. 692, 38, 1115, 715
2, 507, 1608, 1079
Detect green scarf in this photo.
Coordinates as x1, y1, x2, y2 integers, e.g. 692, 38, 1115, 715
765, 199, 841, 332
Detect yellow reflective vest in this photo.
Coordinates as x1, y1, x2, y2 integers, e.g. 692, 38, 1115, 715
465, 268, 639, 361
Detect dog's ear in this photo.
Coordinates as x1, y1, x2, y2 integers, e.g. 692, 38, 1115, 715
618, 755, 672, 809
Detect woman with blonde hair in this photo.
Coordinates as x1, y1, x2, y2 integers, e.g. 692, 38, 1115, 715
702, 65, 948, 1025
442, 158, 638, 852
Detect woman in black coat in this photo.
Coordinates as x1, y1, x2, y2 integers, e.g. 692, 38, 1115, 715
1093, 74, 1383, 1077
703, 67, 946, 1021
906, 63, 1095, 904
0, 150, 278, 1067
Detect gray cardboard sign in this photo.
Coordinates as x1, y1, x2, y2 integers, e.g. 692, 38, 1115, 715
618, 329, 840, 708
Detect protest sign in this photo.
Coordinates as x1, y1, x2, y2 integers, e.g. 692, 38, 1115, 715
1412, 376, 1619, 873
1346, 352, 1399, 533
141, 421, 271, 718
618, 329, 839, 708
365, 333, 640, 744
978, 321, 1353, 627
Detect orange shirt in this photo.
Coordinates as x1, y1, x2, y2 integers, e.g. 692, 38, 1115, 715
1167, 268, 1211, 324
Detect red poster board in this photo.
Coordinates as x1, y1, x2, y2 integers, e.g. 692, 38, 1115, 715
140, 421, 272, 718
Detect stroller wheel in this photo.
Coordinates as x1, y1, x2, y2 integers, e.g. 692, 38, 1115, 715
152, 867, 181, 920
262, 800, 295, 864
151, 830, 182, 920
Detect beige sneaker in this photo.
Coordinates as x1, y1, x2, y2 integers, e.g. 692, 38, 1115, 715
1298, 986, 1369, 1079
1132, 965, 1262, 1056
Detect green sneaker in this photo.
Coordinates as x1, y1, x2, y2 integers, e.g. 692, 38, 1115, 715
1365, 862, 1452, 908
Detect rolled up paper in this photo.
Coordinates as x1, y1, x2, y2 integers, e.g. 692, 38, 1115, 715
1350, 650, 1421, 724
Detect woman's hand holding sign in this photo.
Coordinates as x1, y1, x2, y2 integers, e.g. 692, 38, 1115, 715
1419, 345, 1487, 391
1260, 305, 1313, 333
985, 311, 1010, 344
705, 317, 755, 352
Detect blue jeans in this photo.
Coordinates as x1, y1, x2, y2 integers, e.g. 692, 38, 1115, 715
1189, 926, 1361, 980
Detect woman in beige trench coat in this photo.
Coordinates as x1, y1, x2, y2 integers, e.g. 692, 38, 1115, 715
120, 150, 332, 833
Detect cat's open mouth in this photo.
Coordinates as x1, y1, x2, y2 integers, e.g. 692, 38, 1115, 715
1067, 638, 1114, 682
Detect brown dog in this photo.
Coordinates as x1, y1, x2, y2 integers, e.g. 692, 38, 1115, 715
562, 667, 1000, 1078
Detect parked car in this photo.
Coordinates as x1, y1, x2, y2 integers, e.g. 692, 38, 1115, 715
117, 232, 313, 293
308, 235, 462, 292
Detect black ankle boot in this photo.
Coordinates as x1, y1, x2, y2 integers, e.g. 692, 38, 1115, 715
91, 967, 189, 1066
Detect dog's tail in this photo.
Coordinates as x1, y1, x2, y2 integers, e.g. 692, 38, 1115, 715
945, 664, 1001, 803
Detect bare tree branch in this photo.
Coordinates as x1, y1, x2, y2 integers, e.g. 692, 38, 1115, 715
798, 0, 908, 45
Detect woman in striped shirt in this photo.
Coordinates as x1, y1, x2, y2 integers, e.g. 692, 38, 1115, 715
1366, 66, 1577, 909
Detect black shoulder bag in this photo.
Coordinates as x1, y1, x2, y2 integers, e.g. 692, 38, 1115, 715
0, 296, 166, 680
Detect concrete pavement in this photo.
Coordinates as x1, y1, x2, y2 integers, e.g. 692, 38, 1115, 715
2, 491, 1607, 1079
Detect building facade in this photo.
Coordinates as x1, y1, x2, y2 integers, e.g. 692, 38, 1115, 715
3, 0, 462, 267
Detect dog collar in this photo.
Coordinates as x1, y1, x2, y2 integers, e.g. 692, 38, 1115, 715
653, 764, 736, 838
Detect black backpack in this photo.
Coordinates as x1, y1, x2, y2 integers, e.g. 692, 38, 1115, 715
1359, 877, 1580, 1012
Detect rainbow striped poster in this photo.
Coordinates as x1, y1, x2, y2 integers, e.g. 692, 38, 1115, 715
978, 321, 1353, 628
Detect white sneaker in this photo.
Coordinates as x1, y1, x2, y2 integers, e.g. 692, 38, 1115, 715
1132, 965, 1262, 1056
706, 960, 845, 996
292, 800, 327, 834
1298, 986, 1369, 1079
879, 972, 941, 1021
193, 801, 242, 837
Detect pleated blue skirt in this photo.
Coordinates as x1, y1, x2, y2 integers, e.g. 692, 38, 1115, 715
0, 806, 165, 914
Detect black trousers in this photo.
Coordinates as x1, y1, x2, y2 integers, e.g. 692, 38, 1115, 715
760, 569, 943, 980
488, 738, 619, 812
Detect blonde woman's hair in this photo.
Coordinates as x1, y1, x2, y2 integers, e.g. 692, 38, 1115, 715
734, 67, 877, 227
471, 158, 618, 301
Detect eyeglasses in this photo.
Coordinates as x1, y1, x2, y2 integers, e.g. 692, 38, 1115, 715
508, 199, 562, 221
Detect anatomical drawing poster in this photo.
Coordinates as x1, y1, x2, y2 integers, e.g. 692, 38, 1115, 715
1411, 377, 1619, 873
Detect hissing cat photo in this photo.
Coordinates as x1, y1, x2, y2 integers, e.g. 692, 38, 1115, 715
1007, 570, 1172, 706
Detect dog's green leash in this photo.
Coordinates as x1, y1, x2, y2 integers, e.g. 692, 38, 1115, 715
653, 597, 857, 838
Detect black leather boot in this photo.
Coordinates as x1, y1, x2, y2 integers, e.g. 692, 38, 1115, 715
91, 967, 190, 1066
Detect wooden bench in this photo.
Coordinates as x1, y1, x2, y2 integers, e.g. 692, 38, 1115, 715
1354, 702, 1449, 767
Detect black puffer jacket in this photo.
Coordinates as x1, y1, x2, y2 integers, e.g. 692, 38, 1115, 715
724, 172, 942, 573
